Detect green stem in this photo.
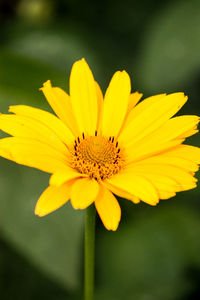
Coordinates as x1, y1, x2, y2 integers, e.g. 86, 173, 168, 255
84, 204, 96, 300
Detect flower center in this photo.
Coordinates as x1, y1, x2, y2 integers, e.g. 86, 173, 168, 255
70, 134, 125, 180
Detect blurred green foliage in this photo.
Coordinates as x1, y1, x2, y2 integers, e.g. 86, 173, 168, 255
0, 0, 200, 299
137, 0, 200, 92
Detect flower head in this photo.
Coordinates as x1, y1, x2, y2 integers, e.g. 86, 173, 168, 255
0, 58, 199, 230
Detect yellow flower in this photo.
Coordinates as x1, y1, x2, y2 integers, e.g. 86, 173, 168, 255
0, 58, 199, 230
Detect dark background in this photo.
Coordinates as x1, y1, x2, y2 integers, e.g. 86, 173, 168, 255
0, 0, 200, 299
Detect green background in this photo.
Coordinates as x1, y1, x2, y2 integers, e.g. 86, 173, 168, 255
0, 0, 200, 299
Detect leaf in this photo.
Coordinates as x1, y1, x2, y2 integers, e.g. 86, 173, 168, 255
96, 203, 200, 300
0, 159, 84, 290
0, 49, 66, 110
5, 23, 99, 73
137, 0, 200, 91
0, 49, 86, 289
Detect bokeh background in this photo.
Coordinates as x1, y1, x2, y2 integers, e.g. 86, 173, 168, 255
0, 0, 200, 299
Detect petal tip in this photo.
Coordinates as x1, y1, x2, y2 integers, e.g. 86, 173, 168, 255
34, 207, 44, 217
40, 80, 51, 91
106, 220, 120, 231
8, 106, 13, 113
73, 58, 87, 68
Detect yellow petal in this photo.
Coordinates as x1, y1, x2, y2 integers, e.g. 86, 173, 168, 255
9, 105, 74, 147
163, 145, 200, 164
103, 181, 140, 203
127, 91, 143, 112
50, 168, 87, 186
127, 163, 197, 191
147, 115, 199, 143
126, 116, 199, 162
124, 172, 180, 198
0, 114, 68, 154
40, 80, 79, 136
95, 184, 121, 231
95, 81, 104, 132
158, 190, 176, 200
122, 93, 166, 130
101, 70, 131, 137
118, 92, 143, 136
107, 171, 159, 206
134, 154, 199, 172
119, 93, 188, 146
178, 129, 198, 139
70, 58, 98, 135
125, 115, 199, 164
70, 178, 99, 209
0, 137, 68, 173
35, 183, 71, 217
126, 138, 184, 164
141, 174, 180, 191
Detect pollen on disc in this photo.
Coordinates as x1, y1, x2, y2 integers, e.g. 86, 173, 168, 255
70, 135, 125, 180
